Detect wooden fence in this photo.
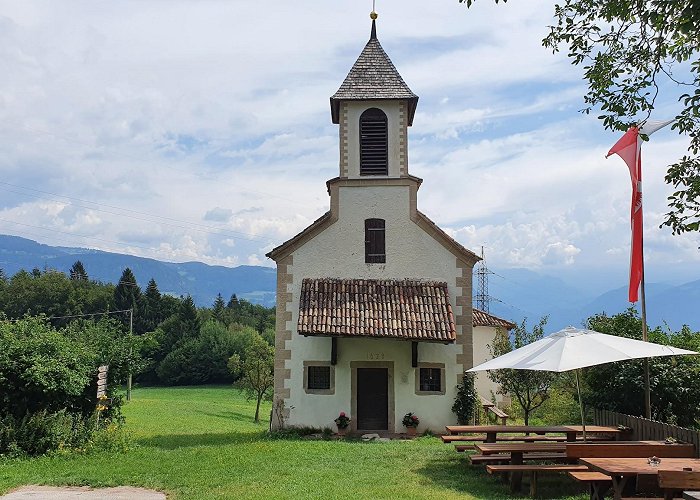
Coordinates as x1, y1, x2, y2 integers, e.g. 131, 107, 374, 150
594, 409, 700, 457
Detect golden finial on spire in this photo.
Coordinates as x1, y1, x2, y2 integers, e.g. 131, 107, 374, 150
370, 0, 378, 19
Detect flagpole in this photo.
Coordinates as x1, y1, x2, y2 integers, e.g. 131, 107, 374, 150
607, 119, 674, 422
640, 264, 652, 419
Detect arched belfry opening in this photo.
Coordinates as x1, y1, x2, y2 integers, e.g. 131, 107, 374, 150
359, 108, 388, 176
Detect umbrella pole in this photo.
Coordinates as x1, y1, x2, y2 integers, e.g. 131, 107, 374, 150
575, 369, 586, 442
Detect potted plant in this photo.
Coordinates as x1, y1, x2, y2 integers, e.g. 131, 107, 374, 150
402, 412, 420, 436
334, 412, 350, 436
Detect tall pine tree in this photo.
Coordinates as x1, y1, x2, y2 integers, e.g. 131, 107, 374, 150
143, 278, 163, 332
212, 293, 226, 324
114, 267, 143, 333
69, 260, 88, 281
179, 295, 200, 340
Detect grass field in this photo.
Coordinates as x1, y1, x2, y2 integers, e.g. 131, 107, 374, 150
0, 387, 588, 499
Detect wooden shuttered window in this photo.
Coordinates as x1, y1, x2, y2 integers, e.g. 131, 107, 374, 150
365, 218, 386, 263
360, 108, 388, 176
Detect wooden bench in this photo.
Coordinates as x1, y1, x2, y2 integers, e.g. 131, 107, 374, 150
568, 471, 612, 500
486, 464, 590, 496
442, 434, 572, 444
469, 452, 568, 464
658, 469, 700, 500
480, 395, 509, 425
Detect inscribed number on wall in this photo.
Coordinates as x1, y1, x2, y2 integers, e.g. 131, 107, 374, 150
367, 352, 385, 360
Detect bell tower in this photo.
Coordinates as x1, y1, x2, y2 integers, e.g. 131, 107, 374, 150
330, 14, 419, 180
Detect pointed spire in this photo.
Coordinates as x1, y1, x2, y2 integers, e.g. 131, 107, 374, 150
330, 11, 419, 126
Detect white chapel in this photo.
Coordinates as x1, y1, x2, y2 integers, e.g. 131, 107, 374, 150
266, 16, 513, 433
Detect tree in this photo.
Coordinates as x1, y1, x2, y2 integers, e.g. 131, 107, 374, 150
143, 278, 163, 332
114, 268, 142, 332
584, 309, 700, 427
460, 0, 700, 234
452, 373, 479, 424
228, 334, 274, 423
179, 295, 200, 340
212, 293, 226, 324
69, 261, 88, 281
487, 317, 556, 425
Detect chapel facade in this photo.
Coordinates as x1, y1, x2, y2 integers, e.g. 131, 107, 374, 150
266, 18, 509, 433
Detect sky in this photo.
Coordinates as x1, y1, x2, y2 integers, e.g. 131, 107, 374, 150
0, 0, 698, 296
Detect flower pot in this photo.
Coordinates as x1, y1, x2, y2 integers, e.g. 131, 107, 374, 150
337, 427, 348, 436
406, 426, 417, 437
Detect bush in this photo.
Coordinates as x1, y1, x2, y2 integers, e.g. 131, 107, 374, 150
452, 373, 478, 424
0, 316, 132, 455
0, 410, 90, 457
584, 310, 700, 428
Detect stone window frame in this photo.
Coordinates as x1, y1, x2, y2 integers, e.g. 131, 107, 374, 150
359, 107, 389, 176
414, 362, 446, 396
365, 218, 386, 264
303, 361, 335, 395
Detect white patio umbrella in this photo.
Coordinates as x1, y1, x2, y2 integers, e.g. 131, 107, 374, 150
467, 326, 697, 440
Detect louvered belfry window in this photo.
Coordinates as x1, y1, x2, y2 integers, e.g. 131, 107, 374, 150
360, 108, 388, 176
365, 218, 386, 263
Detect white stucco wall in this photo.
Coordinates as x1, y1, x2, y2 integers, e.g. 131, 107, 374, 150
345, 100, 403, 179
281, 184, 468, 433
472, 325, 504, 403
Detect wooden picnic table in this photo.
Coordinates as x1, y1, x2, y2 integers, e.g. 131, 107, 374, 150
445, 425, 626, 443
566, 440, 697, 459
475, 442, 570, 491
579, 457, 700, 500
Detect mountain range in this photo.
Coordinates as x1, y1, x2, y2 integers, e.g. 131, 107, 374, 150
1, 234, 698, 332
0, 235, 276, 307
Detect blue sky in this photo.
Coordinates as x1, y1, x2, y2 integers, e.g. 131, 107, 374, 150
0, 0, 697, 295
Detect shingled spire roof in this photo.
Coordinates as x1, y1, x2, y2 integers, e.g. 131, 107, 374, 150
330, 19, 419, 125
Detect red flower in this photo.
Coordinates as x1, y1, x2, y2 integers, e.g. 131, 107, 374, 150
339, 412, 346, 417
411, 415, 418, 421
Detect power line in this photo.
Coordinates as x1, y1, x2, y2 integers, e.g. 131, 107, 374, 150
1, 309, 133, 323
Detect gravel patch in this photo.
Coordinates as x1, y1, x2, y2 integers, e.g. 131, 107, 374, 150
1, 486, 166, 499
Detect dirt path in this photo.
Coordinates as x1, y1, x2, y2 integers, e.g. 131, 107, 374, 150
1, 486, 166, 499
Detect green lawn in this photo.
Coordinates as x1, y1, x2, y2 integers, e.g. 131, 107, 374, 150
0, 387, 588, 499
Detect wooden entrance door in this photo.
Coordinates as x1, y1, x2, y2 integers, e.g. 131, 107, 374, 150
357, 368, 389, 431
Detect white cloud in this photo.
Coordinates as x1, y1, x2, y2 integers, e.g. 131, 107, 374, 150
0, 0, 696, 290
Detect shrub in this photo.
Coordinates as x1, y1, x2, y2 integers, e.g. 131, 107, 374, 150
452, 373, 478, 424
0, 410, 90, 457
0, 316, 131, 455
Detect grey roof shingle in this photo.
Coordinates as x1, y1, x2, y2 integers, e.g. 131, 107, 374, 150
330, 21, 419, 125
298, 278, 455, 342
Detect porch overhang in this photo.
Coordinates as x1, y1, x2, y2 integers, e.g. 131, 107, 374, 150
297, 278, 456, 343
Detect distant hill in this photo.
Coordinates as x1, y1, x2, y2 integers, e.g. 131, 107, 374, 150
0, 235, 276, 307
489, 268, 700, 332
1, 234, 698, 330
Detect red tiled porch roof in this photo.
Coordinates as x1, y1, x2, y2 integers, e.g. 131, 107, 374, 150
298, 278, 456, 342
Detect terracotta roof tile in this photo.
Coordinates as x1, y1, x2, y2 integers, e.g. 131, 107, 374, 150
473, 309, 516, 330
298, 278, 455, 342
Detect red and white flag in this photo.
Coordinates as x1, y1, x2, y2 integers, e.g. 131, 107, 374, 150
606, 120, 673, 302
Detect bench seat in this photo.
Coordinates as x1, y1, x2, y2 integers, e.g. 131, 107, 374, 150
469, 452, 567, 464
486, 464, 590, 497
441, 434, 573, 443
568, 471, 612, 500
